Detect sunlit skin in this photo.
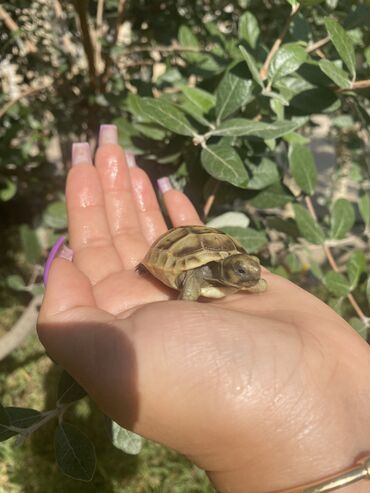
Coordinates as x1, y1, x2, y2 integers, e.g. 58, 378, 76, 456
38, 140, 370, 493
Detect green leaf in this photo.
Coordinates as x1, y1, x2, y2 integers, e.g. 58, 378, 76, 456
248, 158, 280, 190
5, 407, 42, 429
201, 145, 249, 188
0, 404, 14, 442
215, 72, 253, 121
238, 12, 260, 49
324, 18, 356, 79
6, 274, 26, 291
19, 224, 42, 264
324, 271, 350, 297
328, 297, 343, 315
57, 370, 87, 405
220, 227, 268, 253
111, 421, 143, 455
43, 201, 67, 230
288, 144, 317, 195
135, 123, 167, 141
0, 177, 17, 201
207, 212, 249, 229
269, 43, 308, 84
178, 25, 200, 62
0, 406, 42, 442
367, 276, 370, 309
181, 86, 216, 114
54, 423, 96, 481
210, 118, 304, 139
347, 251, 366, 290
307, 251, 324, 279
138, 98, 196, 137
239, 46, 263, 87
318, 60, 351, 89
330, 198, 355, 239
293, 204, 325, 244
359, 193, 370, 226
250, 183, 292, 209
284, 252, 302, 273
350, 318, 368, 340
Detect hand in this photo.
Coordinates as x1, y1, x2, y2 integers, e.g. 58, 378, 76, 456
38, 129, 370, 493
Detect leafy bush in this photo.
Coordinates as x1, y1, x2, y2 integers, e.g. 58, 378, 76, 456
0, 0, 369, 487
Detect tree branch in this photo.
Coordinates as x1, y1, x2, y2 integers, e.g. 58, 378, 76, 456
203, 180, 220, 219
336, 79, 370, 93
0, 80, 53, 119
73, 0, 98, 92
0, 295, 43, 361
0, 4, 36, 53
95, 0, 105, 73
100, 0, 127, 89
259, 3, 300, 81
305, 35, 330, 54
304, 196, 368, 323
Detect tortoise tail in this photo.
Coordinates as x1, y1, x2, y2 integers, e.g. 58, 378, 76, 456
135, 263, 148, 275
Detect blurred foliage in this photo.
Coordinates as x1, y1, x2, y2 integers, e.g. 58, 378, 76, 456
0, 0, 370, 488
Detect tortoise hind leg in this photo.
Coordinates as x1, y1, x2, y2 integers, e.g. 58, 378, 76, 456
178, 270, 202, 301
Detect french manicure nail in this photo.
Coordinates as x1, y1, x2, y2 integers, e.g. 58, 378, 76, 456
125, 151, 137, 168
157, 177, 173, 194
72, 142, 92, 166
99, 124, 118, 146
57, 244, 74, 262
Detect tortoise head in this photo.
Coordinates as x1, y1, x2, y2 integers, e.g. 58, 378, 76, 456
221, 254, 261, 287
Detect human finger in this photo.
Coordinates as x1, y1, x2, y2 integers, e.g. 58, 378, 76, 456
95, 126, 149, 268
157, 177, 203, 227
66, 142, 123, 284
128, 157, 167, 244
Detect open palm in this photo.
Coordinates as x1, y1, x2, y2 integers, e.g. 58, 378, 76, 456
38, 139, 370, 493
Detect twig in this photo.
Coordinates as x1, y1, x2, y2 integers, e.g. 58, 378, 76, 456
336, 79, 370, 93
304, 196, 368, 323
0, 4, 36, 53
259, 3, 300, 81
101, 0, 127, 88
73, 0, 98, 92
0, 80, 53, 119
203, 180, 220, 219
305, 36, 330, 54
95, 0, 105, 74
124, 45, 206, 55
53, 0, 75, 56
0, 295, 43, 361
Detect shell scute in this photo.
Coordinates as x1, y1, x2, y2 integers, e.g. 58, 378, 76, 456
141, 225, 247, 289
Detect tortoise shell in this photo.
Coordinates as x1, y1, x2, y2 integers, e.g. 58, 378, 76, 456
140, 225, 246, 290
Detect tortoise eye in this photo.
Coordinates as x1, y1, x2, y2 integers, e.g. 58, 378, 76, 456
237, 267, 246, 274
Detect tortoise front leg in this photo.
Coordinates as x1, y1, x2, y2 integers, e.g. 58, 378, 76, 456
244, 278, 267, 293
178, 270, 202, 301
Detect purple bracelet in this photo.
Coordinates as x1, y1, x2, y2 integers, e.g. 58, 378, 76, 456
43, 236, 65, 286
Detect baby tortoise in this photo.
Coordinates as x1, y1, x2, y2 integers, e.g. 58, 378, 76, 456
136, 225, 267, 301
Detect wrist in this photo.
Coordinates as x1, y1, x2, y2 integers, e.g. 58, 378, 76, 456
206, 369, 370, 493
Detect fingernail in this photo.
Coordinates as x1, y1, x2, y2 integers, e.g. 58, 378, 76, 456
44, 236, 73, 286
125, 151, 137, 168
157, 177, 172, 194
58, 244, 74, 261
99, 124, 118, 146
72, 142, 92, 165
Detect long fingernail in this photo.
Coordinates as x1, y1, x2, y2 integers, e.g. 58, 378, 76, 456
72, 142, 92, 165
99, 124, 118, 146
125, 151, 137, 168
157, 177, 172, 194
58, 244, 74, 261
